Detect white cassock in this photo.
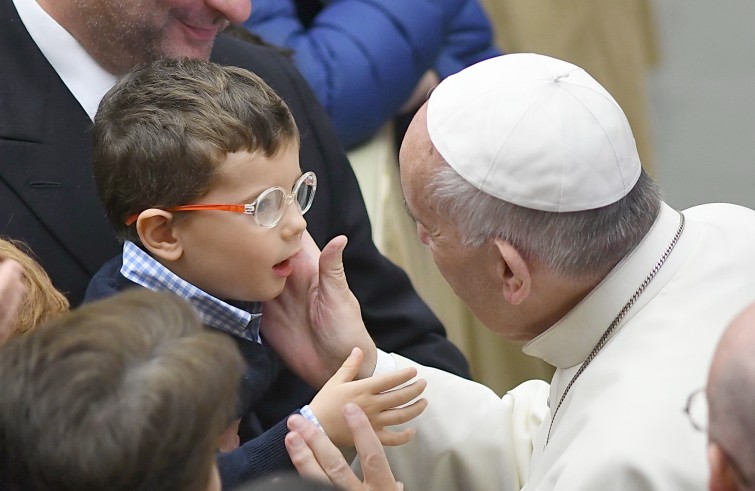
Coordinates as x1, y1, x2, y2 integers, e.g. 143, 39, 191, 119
365, 202, 755, 491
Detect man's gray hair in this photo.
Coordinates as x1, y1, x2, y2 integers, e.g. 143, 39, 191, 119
426, 163, 662, 278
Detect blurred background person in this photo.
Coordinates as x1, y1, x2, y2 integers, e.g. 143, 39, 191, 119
0, 238, 68, 344
688, 301, 755, 490
242, 0, 499, 150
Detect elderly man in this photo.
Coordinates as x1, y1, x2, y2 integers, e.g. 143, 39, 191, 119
276, 53, 755, 490
386, 52, 755, 490
0, 0, 469, 484
698, 302, 755, 490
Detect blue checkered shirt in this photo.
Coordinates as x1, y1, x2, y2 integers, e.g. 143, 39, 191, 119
120, 241, 262, 343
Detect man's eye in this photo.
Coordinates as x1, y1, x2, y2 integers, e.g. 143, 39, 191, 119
417, 223, 433, 246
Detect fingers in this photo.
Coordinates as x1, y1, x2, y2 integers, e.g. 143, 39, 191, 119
374, 397, 428, 428
318, 235, 349, 292
367, 367, 418, 393
344, 403, 401, 489
285, 230, 320, 289
287, 414, 364, 490
376, 427, 416, 447
375, 378, 427, 407
325, 347, 363, 385
364, 368, 424, 394
320, 235, 348, 267
300, 229, 322, 258
287, 405, 403, 491
285, 426, 330, 483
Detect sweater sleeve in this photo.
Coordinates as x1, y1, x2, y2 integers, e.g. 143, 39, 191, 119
243, 0, 466, 148
216, 415, 295, 489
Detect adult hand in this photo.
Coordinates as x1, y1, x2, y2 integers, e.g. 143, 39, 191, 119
262, 232, 377, 389
0, 259, 25, 344
286, 403, 404, 491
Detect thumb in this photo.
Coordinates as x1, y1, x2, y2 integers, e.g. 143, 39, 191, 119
318, 235, 349, 294
288, 230, 320, 283
327, 347, 363, 385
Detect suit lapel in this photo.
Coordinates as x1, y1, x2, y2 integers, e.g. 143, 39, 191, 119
0, 0, 119, 275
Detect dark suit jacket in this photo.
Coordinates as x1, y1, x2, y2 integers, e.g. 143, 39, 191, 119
0, 0, 469, 437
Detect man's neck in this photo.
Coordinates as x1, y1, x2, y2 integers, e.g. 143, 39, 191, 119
525, 269, 603, 340
32, 0, 127, 75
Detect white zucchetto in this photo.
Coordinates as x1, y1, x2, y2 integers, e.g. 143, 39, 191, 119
427, 53, 642, 212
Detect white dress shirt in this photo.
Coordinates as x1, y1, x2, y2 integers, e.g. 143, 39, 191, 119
13, 0, 116, 120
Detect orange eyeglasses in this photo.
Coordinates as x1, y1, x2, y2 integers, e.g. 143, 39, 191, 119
125, 171, 317, 228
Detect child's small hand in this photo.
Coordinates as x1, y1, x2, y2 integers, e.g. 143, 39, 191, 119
308, 347, 428, 447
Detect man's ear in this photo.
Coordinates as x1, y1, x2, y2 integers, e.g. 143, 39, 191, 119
135, 209, 183, 262
493, 238, 531, 305
708, 442, 738, 491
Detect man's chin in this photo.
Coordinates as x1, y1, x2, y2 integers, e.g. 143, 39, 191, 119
162, 41, 215, 62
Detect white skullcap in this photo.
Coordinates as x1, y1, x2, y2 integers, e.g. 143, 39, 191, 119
426, 53, 642, 212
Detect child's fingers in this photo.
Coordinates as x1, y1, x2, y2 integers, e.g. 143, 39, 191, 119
374, 398, 428, 428
376, 426, 416, 447
372, 378, 427, 409
364, 367, 418, 393
325, 347, 363, 385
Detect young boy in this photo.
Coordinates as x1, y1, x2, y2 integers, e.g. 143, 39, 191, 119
0, 289, 241, 491
85, 58, 426, 487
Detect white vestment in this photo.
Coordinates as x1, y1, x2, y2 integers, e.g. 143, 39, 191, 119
378, 202, 755, 490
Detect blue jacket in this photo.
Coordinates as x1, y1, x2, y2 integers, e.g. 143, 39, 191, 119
244, 0, 500, 148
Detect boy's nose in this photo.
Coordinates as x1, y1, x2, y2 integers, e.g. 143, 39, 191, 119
279, 202, 307, 238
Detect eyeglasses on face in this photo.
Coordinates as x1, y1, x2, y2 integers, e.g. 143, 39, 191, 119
126, 171, 317, 228
684, 387, 708, 432
684, 387, 753, 488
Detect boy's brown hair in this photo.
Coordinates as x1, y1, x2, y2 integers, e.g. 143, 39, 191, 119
0, 237, 68, 336
92, 58, 299, 242
0, 289, 244, 491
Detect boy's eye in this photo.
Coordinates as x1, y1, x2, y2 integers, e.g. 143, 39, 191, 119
254, 190, 284, 223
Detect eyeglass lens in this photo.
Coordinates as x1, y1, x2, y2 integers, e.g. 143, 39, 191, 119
684, 388, 708, 432
256, 172, 317, 227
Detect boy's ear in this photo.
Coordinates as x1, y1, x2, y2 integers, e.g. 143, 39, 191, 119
493, 238, 531, 305
135, 209, 183, 262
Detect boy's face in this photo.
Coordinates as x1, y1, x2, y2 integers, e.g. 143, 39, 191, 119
170, 142, 307, 301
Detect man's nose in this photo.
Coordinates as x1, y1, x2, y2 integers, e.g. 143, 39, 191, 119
206, 0, 252, 24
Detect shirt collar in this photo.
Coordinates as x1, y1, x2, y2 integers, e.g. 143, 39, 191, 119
120, 241, 262, 343
13, 0, 117, 121
523, 203, 694, 368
